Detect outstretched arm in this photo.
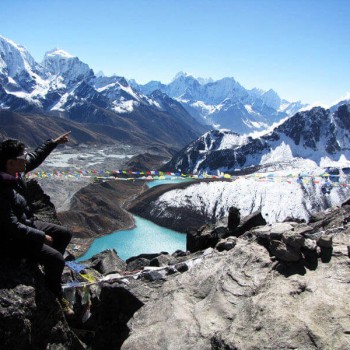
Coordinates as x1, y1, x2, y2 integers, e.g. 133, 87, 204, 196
25, 131, 71, 173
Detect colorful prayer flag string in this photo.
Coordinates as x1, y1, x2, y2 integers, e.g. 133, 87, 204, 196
26, 168, 350, 187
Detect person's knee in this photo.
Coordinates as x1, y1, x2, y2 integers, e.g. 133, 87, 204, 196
41, 248, 65, 269
54, 226, 72, 249
55, 251, 65, 266
62, 227, 72, 244
66, 229, 72, 242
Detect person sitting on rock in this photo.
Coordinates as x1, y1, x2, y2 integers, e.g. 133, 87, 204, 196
0, 132, 74, 317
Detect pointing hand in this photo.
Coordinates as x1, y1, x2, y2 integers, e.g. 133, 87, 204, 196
53, 131, 71, 145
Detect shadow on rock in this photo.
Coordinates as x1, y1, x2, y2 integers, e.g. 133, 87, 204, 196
320, 247, 333, 263
274, 261, 307, 277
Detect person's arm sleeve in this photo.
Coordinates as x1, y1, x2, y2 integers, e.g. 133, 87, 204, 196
0, 201, 45, 243
25, 139, 58, 172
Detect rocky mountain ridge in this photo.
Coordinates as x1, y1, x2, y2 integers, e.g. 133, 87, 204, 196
130, 72, 306, 134
163, 102, 350, 174
0, 35, 207, 150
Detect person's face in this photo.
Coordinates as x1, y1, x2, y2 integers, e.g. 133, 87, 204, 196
7, 152, 27, 175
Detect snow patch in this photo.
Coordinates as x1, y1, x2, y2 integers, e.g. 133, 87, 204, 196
51, 92, 70, 111
218, 132, 249, 150
45, 49, 75, 59
154, 170, 350, 224
113, 100, 138, 113
191, 101, 220, 115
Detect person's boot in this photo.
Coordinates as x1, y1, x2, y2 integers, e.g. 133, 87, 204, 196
59, 297, 75, 318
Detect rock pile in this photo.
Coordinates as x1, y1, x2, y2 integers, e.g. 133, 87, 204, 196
187, 209, 266, 252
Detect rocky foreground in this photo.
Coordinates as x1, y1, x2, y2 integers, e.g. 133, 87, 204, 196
1, 180, 350, 349
121, 205, 350, 350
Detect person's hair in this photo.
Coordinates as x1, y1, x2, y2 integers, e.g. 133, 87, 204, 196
0, 139, 26, 171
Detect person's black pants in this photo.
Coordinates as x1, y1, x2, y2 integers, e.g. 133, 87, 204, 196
24, 221, 72, 297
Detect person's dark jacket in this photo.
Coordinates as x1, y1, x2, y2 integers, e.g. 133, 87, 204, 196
0, 140, 57, 245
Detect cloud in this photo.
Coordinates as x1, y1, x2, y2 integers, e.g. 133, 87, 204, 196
299, 102, 329, 112
332, 91, 350, 106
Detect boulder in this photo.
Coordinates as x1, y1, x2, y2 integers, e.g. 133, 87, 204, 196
150, 254, 173, 267
233, 211, 267, 237
172, 250, 188, 257
0, 258, 85, 350
282, 231, 305, 248
227, 206, 240, 232
126, 258, 151, 272
215, 237, 237, 252
83, 249, 126, 275
269, 240, 301, 262
213, 225, 229, 239
187, 212, 266, 253
175, 262, 189, 273
187, 225, 219, 253
317, 234, 333, 248
126, 253, 166, 264
88, 282, 144, 350
252, 225, 272, 241
292, 224, 315, 236
141, 270, 166, 282
269, 222, 295, 240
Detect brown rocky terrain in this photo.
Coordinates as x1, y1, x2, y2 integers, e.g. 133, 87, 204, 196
0, 109, 117, 147
124, 152, 169, 172
0, 108, 203, 151
57, 179, 148, 256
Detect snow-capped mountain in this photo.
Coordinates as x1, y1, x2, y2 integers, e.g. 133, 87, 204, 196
135, 104, 350, 227
162, 103, 350, 174
0, 35, 47, 94
0, 35, 207, 149
43, 49, 94, 88
130, 72, 307, 134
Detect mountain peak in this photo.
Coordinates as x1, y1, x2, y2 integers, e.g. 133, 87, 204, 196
96, 70, 105, 77
197, 76, 214, 85
0, 35, 29, 55
165, 103, 350, 174
265, 88, 278, 96
172, 72, 214, 85
172, 71, 190, 81
42, 48, 93, 85
0, 35, 44, 92
44, 48, 75, 59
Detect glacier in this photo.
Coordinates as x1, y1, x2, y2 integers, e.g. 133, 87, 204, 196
151, 170, 350, 225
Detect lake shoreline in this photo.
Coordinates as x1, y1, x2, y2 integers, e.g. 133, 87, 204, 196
59, 179, 146, 259
63, 178, 190, 260
76, 214, 187, 262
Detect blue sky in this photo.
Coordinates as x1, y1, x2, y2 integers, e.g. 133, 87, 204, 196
1, 0, 349, 105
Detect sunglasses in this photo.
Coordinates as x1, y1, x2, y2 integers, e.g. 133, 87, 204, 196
15, 152, 27, 160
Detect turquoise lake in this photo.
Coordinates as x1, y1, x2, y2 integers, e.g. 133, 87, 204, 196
146, 177, 192, 188
77, 215, 186, 262
77, 179, 190, 262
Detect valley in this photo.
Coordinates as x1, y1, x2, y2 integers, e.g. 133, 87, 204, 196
1, 21, 350, 350
29, 143, 350, 262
